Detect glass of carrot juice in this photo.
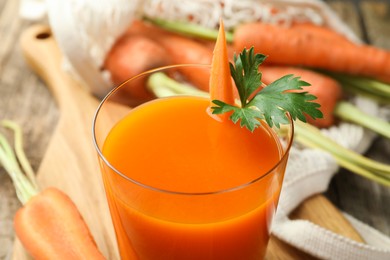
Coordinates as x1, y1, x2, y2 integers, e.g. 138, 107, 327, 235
92, 65, 294, 260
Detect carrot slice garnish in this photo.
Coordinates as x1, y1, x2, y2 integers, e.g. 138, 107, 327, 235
209, 19, 235, 121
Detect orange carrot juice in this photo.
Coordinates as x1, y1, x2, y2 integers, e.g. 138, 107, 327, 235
98, 96, 291, 260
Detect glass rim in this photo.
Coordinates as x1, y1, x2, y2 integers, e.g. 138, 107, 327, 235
92, 64, 295, 196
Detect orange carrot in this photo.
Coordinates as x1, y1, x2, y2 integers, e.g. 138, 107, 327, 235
14, 188, 106, 260
124, 20, 214, 91
210, 19, 235, 107
104, 34, 171, 102
105, 19, 215, 103
0, 121, 105, 260
233, 22, 390, 83
124, 19, 175, 39
290, 22, 355, 46
261, 66, 343, 128
155, 34, 213, 91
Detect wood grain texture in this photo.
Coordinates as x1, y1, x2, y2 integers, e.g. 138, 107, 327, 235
361, 1, 390, 47
326, 1, 363, 38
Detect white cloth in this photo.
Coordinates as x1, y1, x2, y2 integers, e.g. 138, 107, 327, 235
274, 146, 390, 260
21, 0, 390, 259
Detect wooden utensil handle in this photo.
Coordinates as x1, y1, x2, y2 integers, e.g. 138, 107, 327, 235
19, 24, 85, 110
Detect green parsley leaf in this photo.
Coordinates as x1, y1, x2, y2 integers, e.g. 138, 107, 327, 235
211, 47, 323, 132
230, 48, 267, 106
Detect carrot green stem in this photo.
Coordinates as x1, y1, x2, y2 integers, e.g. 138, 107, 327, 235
293, 132, 390, 186
340, 84, 390, 105
147, 72, 209, 98
328, 73, 390, 101
294, 121, 390, 177
0, 121, 38, 204
1, 120, 38, 188
144, 17, 233, 43
147, 73, 390, 186
334, 101, 390, 140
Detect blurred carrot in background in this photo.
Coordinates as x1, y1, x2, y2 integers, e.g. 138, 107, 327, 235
104, 34, 170, 101
233, 22, 390, 83
260, 66, 343, 128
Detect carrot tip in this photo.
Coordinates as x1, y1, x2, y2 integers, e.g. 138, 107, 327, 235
209, 19, 235, 112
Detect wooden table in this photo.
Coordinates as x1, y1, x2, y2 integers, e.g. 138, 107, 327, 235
0, 0, 389, 259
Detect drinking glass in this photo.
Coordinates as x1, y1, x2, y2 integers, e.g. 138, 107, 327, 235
92, 65, 294, 260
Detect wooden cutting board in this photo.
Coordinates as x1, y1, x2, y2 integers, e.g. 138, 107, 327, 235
13, 24, 364, 260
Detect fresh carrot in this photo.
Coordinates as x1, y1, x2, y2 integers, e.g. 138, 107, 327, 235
14, 188, 106, 260
104, 34, 171, 103
104, 34, 171, 85
153, 35, 214, 92
233, 22, 390, 83
125, 20, 213, 91
0, 120, 105, 260
209, 19, 235, 107
260, 66, 343, 128
289, 22, 355, 46
124, 19, 174, 39
155, 34, 213, 91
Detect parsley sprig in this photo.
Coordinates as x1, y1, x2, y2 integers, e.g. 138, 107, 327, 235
211, 47, 323, 132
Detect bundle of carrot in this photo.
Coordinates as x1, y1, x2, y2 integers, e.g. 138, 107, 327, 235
148, 17, 390, 86
0, 120, 105, 260
145, 18, 390, 106
104, 19, 390, 135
